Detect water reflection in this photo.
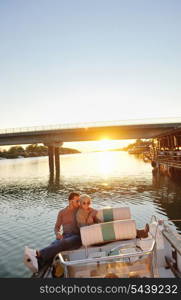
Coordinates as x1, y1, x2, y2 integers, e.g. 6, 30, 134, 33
152, 171, 181, 230
0, 152, 181, 277
48, 173, 61, 192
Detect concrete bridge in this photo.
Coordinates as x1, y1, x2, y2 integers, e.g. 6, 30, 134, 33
1, 118, 181, 180
1, 118, 181, 145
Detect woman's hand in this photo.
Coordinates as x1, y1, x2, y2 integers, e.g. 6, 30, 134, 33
87, 216, 94, 225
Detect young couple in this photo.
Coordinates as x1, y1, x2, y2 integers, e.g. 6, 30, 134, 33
24, 192, 149, 273
24, 192, 99, 273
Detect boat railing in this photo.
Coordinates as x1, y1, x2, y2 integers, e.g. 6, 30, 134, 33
58, 240, 156, 277
150, 215, 158, 223
149, 215, 164, 239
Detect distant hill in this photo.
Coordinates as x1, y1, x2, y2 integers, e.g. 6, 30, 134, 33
106, 148, 124, 152
92, 148, 124, 152
59, 147, 81, 155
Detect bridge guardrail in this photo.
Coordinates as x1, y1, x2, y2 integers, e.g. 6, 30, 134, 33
0, 117, 181, 135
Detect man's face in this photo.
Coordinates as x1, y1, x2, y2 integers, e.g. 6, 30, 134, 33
71, 196, 80, 208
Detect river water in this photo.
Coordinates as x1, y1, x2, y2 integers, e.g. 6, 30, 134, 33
0, 151, 181, 278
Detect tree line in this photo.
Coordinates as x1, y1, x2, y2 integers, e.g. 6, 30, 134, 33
121, 139, 152, 151
0, 144, 80, 159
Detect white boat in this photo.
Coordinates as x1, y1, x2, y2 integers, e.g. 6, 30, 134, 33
32, 209, 181, 278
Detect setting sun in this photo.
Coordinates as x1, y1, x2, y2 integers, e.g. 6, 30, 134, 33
95, 138, 130, 152
98, 139, 115, 151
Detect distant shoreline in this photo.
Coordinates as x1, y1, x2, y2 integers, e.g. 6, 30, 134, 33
0, 146, 81, 160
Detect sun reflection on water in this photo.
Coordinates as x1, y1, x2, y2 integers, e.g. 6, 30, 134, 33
97, 151, 118, 176
93, 150, 140, 179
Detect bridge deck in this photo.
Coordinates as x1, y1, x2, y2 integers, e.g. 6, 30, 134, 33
0, 118, 181, 146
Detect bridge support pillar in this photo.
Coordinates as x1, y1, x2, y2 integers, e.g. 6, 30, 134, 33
48, 145, 55, 179
45, 141, 63, 182
55, 147, 60, 178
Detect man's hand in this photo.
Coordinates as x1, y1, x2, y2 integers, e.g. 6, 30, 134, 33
56, 232, 63, 240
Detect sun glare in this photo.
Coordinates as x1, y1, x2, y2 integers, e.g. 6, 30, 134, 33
98, 138, 115, 151
97, 151, 116, 175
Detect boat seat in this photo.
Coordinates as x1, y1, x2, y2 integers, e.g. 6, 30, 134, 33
96, 207, 131, 223
80, 219, 137, 247
59, 236, 155, 278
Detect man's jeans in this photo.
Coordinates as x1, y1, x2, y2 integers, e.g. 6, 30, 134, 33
39, 233, 81, 262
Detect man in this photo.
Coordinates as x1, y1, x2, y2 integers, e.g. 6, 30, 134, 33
24, 192, 81, 273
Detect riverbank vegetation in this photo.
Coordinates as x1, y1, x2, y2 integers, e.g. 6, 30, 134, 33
121, 139, 152, 152
0, 144, 80, 159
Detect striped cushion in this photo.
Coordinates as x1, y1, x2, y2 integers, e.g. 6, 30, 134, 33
96, 207, 131, 223
80, 219, 136, 247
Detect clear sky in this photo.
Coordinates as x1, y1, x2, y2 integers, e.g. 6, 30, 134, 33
0, 0, 181, 150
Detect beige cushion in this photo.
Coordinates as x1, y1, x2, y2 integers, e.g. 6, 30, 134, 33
96, 207, 131, 223
80, 219, 136, 247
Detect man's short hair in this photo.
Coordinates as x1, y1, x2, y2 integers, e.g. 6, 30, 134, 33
68, 192, 80, 201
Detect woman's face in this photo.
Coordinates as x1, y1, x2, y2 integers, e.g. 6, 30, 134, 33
81, 198, 91, 211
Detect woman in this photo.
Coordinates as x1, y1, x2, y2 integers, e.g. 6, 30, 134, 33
76, 194, 149, 237
76, 194, 100, 227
